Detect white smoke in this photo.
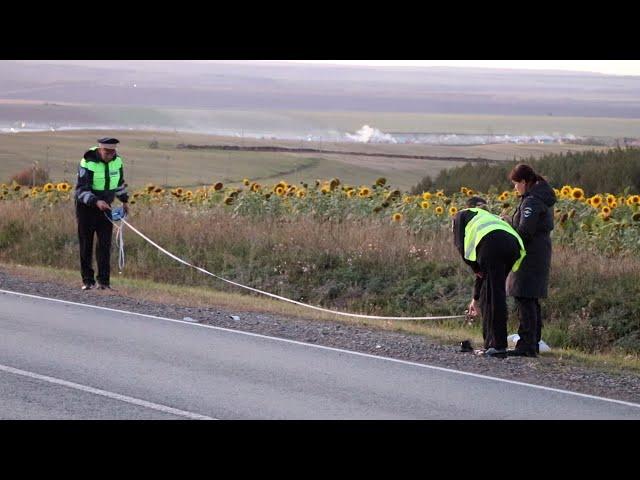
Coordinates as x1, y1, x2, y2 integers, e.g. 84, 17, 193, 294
345, 125, 398, 144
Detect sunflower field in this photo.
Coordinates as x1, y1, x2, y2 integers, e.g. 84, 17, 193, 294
4, 177, 637, 255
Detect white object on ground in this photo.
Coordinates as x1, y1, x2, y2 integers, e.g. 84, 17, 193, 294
508, 334, 551, 352
230, 315, 241, 321
182, 316, 197, 322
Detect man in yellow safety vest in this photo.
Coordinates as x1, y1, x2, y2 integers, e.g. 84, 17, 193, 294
452, 197, 526, 358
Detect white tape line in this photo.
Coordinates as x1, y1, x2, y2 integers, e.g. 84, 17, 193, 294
0, 363, 215, 420
121, 218, 466, 321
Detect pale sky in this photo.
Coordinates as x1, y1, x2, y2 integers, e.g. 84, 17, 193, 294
281, 60, 640, 76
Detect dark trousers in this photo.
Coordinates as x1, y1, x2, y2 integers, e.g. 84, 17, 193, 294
76, 202, 113, 286
476, 231, 520, 350
514, 297, 542, 354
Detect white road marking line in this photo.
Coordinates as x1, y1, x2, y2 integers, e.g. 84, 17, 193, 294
2, 288, 640, 410
0, 363, 215, 420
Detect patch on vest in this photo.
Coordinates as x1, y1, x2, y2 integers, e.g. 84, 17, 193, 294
523, 206, 533, 218
79, 167, 87, 178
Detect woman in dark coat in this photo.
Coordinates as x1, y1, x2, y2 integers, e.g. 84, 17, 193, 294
505, 164, 557, 357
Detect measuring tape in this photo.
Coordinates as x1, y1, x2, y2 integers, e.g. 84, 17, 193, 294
114, 217, 467, 322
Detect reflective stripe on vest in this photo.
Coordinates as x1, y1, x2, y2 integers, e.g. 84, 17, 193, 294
463, 208, 527, 272
80, 147, 122, 191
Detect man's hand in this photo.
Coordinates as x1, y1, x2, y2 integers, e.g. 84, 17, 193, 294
468, 298, 479, 317
96, 200, 111, 211
122, 202, 129, 215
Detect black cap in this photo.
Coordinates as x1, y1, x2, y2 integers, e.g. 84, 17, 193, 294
97, 137, 120, 148
466, 196, 488, 208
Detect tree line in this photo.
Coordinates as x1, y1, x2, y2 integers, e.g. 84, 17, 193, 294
411, 147, 640, 195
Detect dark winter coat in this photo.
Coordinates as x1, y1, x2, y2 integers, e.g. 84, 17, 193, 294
506, 180, 557, 299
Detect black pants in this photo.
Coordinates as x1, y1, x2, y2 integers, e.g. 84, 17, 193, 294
476, 231, 520, 350
514, 297, 542, 354
76, 202, 113, 286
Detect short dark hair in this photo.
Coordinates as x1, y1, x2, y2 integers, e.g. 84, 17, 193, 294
466, 196, 487, 208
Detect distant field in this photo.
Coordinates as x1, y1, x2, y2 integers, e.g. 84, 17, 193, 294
0, 129, 610, 191
2, 101, 640, 138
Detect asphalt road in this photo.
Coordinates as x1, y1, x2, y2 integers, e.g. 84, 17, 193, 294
1, 289, 638, 419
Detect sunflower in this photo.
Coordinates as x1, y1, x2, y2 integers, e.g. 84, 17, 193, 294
251, 182, 261, 192
320, 185, 330, 195
392, 213, 403, 222
56, 182, 69, 192
632, 195, 640, 205
435, 206, 444, 215
460, 187, 469, 195
223, 196, 234, 205
420, 201, 430, 209
465, 189, 474, 197
296, 190, 306, 198
632, 212, 640, 222
606, 194, 616, 206
499, 193, 508, 202
276, 186, 286, 196
346, 189, 356, 198
422, 192, 432, 200
375, 177, 387, 187
213, 182, 223, 191
560, 185, 572, 197
589, 194, 603, 208
153, 187, 164, 194
571, 188, 585, 201
386, 189, 401, 201
175, 187, 184, 195
449, 206, 458, 216
43, 183, 54, 192
358, 187, 371, 197
436, 190, 444, 198
601, 206, 612, 216
243, 178, 250, 186
330, 178, 341, 190
402, 195, 413, 204
185, 190, 193, 198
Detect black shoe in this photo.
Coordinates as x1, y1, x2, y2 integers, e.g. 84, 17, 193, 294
483, 348, 507, 358
507, 349, 537, 358
97, 283, 111, 290
459, 340, 474, 353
